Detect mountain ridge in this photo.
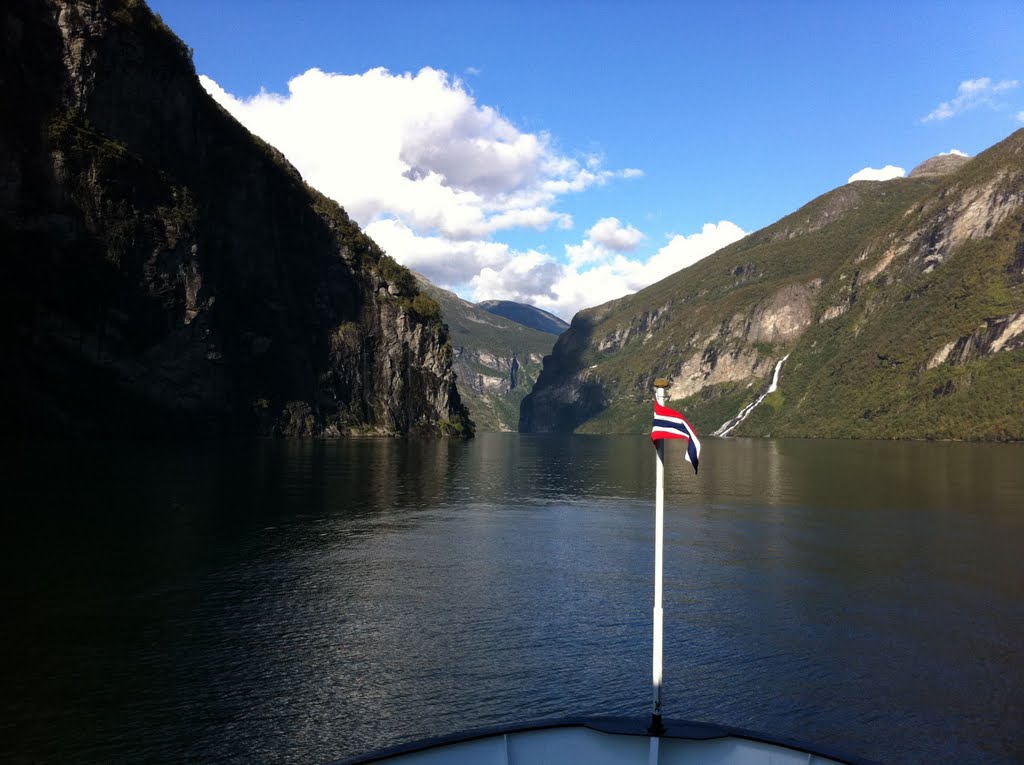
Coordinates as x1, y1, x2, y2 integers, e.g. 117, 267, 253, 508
477, 300, 570, 335
521, 130, 1024, 441
908, 153, 972, 177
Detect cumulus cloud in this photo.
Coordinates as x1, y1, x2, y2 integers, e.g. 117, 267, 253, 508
586, 217, 645, 252
199, 65, 734, 321
1017, 111, 1024, 124
647, 222, 748, 278
848, 165, 906, 183
363, 218, 511, 288
472, 253, 565, 306
471, 220, 747, 320
565, 239, 612, 269
199, 67, 630, 242
939, 149, 969, 157
922, 77, 1019, 122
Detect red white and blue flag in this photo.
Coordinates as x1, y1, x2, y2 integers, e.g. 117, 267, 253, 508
651, 400, 700, 473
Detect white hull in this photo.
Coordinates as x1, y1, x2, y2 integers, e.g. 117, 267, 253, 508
332, 717, 870, 765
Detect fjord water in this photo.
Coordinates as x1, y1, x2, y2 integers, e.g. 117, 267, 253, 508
3, 435, 1021, 764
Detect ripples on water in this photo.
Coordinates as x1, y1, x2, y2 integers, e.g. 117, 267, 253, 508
2, 435, 1022, 764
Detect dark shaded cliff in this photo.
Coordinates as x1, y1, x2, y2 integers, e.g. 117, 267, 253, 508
1, 0, 472, 437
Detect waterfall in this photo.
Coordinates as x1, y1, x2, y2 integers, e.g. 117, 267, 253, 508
713, 354, 790, 437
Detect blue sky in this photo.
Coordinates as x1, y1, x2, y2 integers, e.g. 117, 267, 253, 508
148, 0, 1023, 319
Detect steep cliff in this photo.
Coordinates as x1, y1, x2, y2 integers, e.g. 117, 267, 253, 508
521, 133, 1024, 441
416, 278, 554, 431
1, 0, 472, 437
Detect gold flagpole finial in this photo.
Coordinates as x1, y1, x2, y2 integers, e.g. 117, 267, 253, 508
653, 377, 670, 389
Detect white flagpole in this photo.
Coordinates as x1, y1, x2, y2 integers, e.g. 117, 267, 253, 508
650, 378, 669, 737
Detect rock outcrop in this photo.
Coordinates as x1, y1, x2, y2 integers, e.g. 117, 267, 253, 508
926, 311, 1024, 369
1, 0, 472, 437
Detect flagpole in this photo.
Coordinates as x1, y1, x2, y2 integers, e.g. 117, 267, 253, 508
649, 378, 669, 737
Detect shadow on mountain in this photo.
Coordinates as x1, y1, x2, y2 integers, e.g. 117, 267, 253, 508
518, 315, 605, 432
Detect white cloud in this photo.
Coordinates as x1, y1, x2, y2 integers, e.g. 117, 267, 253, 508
471, 220, 747, 320
586, 217, 645, 252
200, 65, 737, 323
565, 239, 612, 269
922, 77, 1019, 122
938, 149, 969, 157
351, 215, 745, 321
363, 218, 511, 288
646, 222, 748, 280
199, 67, 623, 241
472, 253, 565, 306
848, 164, 906, 183
1017, 111, 1024, 124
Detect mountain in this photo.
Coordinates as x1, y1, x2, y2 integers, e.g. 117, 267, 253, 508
521, 133, 1024, 441
1, 0, 472, 438
477, 300, 570, 335
908, 153, 971, 178
416, 278, 556, 431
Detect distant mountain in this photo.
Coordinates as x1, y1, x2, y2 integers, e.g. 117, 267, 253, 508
521, 131, 1024, 441
416, 278, 557, 431
1, 0, 471, 437
478, 300, 570, 335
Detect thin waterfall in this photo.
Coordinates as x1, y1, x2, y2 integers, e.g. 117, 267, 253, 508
713, 354, 790, 437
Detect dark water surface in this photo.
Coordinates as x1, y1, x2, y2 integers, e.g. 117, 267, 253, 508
2, 434, 1022, 764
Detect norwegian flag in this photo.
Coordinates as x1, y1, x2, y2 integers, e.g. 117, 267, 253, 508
651, 400, 700, 473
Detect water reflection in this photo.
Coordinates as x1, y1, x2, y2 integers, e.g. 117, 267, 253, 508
1, 435, 1021, 764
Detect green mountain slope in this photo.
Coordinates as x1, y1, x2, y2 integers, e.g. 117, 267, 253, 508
521, 130, 1024, 441
416, 278, 557, 431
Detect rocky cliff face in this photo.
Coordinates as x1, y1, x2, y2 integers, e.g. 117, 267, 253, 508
1, 0, 472, 437
416, 277, 554, 431
521, 130, 1024, 440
